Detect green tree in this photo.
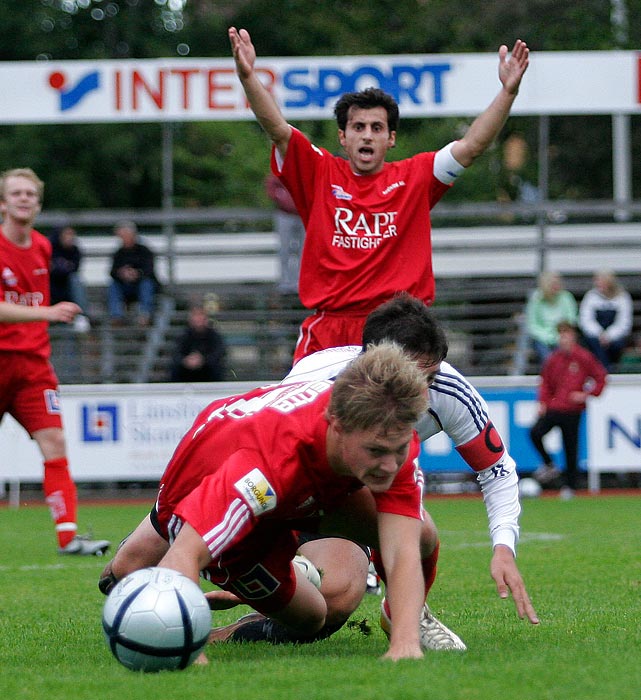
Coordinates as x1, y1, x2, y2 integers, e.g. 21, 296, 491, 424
1, 0, 639, 208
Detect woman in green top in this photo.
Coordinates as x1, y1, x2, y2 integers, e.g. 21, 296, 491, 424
525, 271, 578, 367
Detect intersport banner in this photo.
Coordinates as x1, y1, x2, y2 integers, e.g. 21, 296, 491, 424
0, 50, 639, 124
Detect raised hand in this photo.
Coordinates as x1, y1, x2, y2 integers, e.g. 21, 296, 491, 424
229, 26, 256, 80
498, 39, 529, 95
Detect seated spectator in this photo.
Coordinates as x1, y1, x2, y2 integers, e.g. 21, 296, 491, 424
579, 269, 632, 371
525, 271, 578, 367
108, 221, 158, 326
49, 225, 91, 333
619, 333, 641, 372
170, 304, 226, 382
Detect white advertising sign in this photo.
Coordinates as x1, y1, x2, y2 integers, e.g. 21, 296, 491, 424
588, 384, 641, 469
2, 376, 639, 492
0, 382, 256, 484
0, 51, 639, 124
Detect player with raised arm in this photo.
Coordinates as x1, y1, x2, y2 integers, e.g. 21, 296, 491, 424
228, 27, 529, 362
0, 168, 109, 555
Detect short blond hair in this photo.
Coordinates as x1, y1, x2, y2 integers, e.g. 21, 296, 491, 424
328, 341, 428, 434
0, 168, 44, 202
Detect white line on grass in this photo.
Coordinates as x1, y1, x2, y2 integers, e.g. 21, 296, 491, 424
0, 562, 103, 572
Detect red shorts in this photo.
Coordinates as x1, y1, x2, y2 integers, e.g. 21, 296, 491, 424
152, 506, 300, 614
293, 310, 369, 363
0, 353, 63, 434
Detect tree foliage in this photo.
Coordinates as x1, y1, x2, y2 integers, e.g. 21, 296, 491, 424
0, 0, 640, 209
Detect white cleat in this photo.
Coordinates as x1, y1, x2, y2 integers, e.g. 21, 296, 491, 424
380, 598, 467, 651
59, 534, 110, 556
418, 603, 467, 650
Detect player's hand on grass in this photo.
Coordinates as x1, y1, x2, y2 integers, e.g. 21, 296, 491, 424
382, 642, 424, 662
491, 544, 539, 624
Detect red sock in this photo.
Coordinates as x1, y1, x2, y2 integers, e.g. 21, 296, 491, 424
375, 540, 440, 617
421, 541, 440, 594
43, 457, 78, 548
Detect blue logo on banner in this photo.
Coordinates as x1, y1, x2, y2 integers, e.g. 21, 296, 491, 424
82, 404, 119, 442
48, 70, 100, 111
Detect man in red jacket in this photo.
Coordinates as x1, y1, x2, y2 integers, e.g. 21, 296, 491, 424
530, 320, 607, 498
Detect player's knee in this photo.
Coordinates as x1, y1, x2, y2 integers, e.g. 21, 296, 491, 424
322, 571, 367, 626
287, 607, 327, 636
419, 518, 439, 556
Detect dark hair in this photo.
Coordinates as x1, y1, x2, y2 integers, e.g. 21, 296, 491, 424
334, 88, 400, 132
362, 293, 448, 363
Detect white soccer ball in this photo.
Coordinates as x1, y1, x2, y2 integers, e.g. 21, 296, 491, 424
518, 477, 543, 499
102, 567, 212, 672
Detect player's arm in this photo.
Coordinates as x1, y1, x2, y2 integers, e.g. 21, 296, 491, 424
377, 511, 424, 660
450, 39, 529, 167
0, 300, 80, 324
428, 370, 538, 622
157, 520, 211, 585
428, 368, 521, 554
229, 27, 292, 158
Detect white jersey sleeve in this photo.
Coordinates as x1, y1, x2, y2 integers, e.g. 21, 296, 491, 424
281, 346, 360, 385
422, 362, 521, 555
284, 353, 521, 555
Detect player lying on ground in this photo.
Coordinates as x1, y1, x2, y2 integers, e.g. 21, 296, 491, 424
100, 343, 437, 661
204, 294, 539, 648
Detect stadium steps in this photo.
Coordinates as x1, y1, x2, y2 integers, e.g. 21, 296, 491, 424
48, 273, 641, 385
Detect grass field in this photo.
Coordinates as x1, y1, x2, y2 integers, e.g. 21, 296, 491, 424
1, 493, 640, 700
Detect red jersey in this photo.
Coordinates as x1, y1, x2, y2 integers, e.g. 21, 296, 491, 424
0, 228, 51, 358
157, 379, 423, 567
273, 128, 451, 313
539, 345, 607, 413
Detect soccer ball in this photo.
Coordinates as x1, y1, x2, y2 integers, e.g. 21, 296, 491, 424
518, 477, 543, 499
102, 567, 212, 672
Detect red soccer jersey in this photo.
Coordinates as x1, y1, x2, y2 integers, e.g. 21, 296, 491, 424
157, 379, 423, 566
273, 128, 451, 313
0, 228, 51, 358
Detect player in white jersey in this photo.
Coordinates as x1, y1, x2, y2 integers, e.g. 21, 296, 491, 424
206, 294, 538, 650
284, 348, 520, 554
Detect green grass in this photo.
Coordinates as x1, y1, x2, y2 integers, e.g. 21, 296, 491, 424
1, 494, 640, 700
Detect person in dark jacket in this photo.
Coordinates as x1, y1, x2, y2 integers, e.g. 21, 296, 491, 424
50, 225, 91, 332
170, 304, 226, 382
107, 221, 158, 326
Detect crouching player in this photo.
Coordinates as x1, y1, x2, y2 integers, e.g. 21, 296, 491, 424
100, 343, 441, 661
204, 294, 539, 649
